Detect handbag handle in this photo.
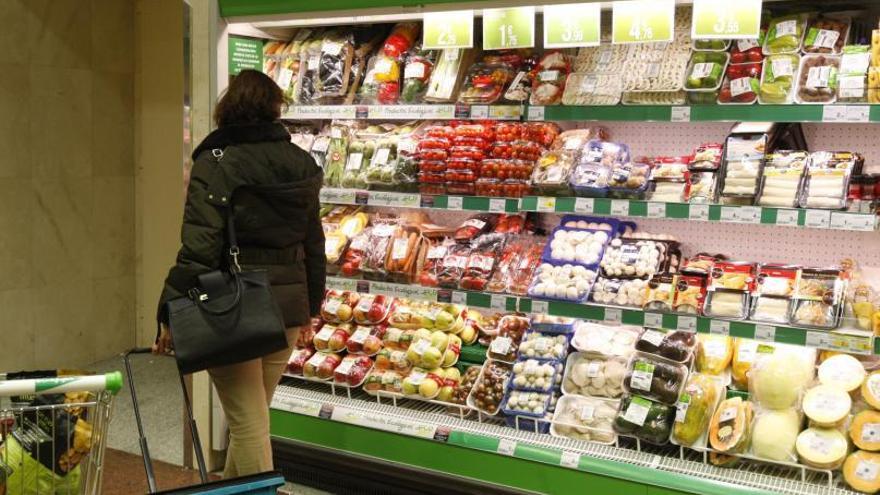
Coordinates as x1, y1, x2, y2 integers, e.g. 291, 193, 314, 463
190, 148, 245, 316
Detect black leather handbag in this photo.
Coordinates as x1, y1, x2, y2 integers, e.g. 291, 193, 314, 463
165, 168, 289, 375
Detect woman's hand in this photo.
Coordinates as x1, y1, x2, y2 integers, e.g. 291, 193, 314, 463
152, 324, 174, 355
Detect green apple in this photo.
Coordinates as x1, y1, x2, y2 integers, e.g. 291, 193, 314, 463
416, 328, 432, 341
430, 331, 449, 351
438, 385, 454, 402
444, 367, 461, 384
434, 311, 454, 330
402, 379, 419, 396
442, 349, 458, 367
460, 325, 477, 344
421, 347, 443, 369
419, 379, 439, 398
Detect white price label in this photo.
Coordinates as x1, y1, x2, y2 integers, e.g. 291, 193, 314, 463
738, 206, 761, 224
670, 106, 691, 122
604, 308, 622, 323
469, 105, 489, 119
709, 320, 730, 336
736, 39, 759, 52
719, 406, 738, 423
830, 212, 877, 231
775, 209, 799, 226
527, 106, 545, 121
489, 198, 507, 212
845, 105, 871, 123
610, 200, 630, 216
490, 294, 508, 311
446, 196, 463, 210
574, 197, 595, 214
497, 439, 517, 456
806, 331, 831, 349
775, 20, 797, 37
688, 204, 709, 221
622, 399, 650, 426
536, 197, 557, 212
753, 324, 776, 342
644, 312, 664, 329
451, 291, 468, 305
822, 105, 847, 122
490, 336, 512, 355
730, 77, 752, 97
770, 57, 794, 78
719, 206, 738, 223
647, 202, 666, 218
276, 68, 294, 91
345, 152, 364, 171
529, 300, 549, 314
804, 209, 831, 229
677, 316, 697, 332
560, 451, 581, 469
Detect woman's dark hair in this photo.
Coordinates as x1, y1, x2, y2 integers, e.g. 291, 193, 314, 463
214, 69, 284, 127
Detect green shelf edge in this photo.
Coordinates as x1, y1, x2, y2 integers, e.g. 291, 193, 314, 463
270, 408, 774, 495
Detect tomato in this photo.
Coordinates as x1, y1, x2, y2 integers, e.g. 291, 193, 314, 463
718, 87, 733, 102
746, 50, 763, 63
730, 52, 746, 64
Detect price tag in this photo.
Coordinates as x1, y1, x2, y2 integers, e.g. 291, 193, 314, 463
612, 0, 675, 44
804, 209, 831, 229
610, 200, 630, 216
423, 10, 474, 49
605, 308, 623, 323
483, 7, 536, 50
446, 196, 463, 210
688, 204, 709, 221
488, 198, 507, 212
830, 212, 878, 231
691, 0, 762, 39
491, 294, 508, 311
451, 291, 468, 305
822, 105, 847, 122
469, 105, 489, 119
527, 106, 545, 121
497, 438, 517, 456
529, 299, 549, 314
677, 316, 697, 332
544, 3, 601, 48
754, 324, 776, 342
775, 209, 799, 226
644, 312, 664, 328
806, 331, 831, 349
574, 197, 595, 213
709, 320, 730, 336
670, 106, 691, 122
719, 207, 738, 223
536, 196, 557, 212
737, 206, 761, 224
647, 202, 666, 218
560, 451, 581, 469
846, 105, 871, 123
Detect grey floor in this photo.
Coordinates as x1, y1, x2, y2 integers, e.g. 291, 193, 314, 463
87, 354, 331, 494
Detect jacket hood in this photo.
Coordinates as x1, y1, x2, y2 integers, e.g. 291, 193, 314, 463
192, 121, 290, 160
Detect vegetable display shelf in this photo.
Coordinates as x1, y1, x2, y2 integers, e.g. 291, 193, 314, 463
269, 384, 851, 495
320, 188, 879, 231
283, 103, 880, 123
325, 276, 875, 356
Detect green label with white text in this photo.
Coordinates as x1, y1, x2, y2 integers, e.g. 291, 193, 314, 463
483, 7, 535, 50
423, 10, 474, 49
544, 3, 601, 48
692, 0, 762, 39
612, 0, 674, 44
228, 36, 263, 75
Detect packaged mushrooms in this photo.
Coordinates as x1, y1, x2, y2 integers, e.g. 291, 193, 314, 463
571, 322, 641, 358
563, 352, 628, 399
551, 395, 619, 444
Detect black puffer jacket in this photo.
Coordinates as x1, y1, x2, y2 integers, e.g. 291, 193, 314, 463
158, 122, 325, 328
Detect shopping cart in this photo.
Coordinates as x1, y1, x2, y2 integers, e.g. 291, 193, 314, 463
0, 371, 122, 495
124, 348, 285, 495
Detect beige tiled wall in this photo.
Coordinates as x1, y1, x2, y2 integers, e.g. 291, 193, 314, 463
0, 0, 136, 370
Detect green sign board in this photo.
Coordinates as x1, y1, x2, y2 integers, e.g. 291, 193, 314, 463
423, 10, 474, 49
692, 0, 762, 39
612, 0, 674, 44
228, 36, 263, 75
482, 7, 535, 50
544, 3, 601, 48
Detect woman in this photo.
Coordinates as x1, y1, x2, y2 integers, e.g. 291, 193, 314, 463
154, 69, 325, 478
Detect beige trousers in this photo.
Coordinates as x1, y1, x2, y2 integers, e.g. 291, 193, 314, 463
208, 326, 301, 479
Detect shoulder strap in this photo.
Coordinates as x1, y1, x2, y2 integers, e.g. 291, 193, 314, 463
211, 149, 242, 271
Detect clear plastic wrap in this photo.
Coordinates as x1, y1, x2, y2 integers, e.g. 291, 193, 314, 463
763, 14, 808, 55
614, 395, 675, 445
796, 54, 841, 104
458, 63, 515, 104
759, 54, 800, 104
757, 150, 807, 207
530, 51, 571, 106
563, 352, 628, 399
801, 151, 855, 209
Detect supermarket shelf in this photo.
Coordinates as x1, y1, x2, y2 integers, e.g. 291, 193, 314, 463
283, 103, 880, 123
319, 188, 878, 231
325, 276, 876, 355
270, 383, 852, 495
533, 104, 879, 123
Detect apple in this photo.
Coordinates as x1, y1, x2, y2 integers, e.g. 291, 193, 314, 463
434, 311, 454, 330
402, 379, 419, 396
421, 347, 443, 369
419, 378, 440, 398
430, 331, 449, 351
460, 325, 477, 344
327, 330, 349, 352
438, 385, 454, 402
442, 349, 458, 367
416, 328, 432, 341
362, 335, 382, 355
336, 304, 353, 321
444, 367, 461, 384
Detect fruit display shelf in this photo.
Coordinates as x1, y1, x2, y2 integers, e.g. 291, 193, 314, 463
282, 103, 880, 123
269, 382, 855, 495
319, 188, 879, 231
325, 276, 876, 356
